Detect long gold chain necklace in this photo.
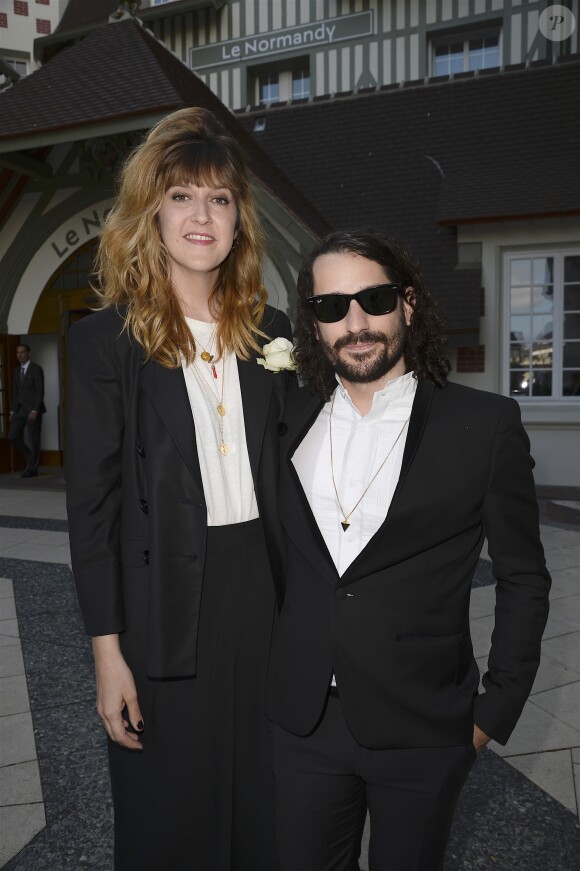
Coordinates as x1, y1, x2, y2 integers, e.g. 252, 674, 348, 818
329, 391, 410, 531
190, 355, 228, 456
192, 323, 218, 377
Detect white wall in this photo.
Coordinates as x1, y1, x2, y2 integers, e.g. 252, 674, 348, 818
456, 217, 580, 487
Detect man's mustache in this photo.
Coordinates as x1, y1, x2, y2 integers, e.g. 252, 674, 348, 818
333, 331, 387, 352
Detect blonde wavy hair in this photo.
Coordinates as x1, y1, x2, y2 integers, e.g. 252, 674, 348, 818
94, 107, 267, 366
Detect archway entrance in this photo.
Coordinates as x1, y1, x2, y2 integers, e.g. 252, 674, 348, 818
0, 239, 99, 472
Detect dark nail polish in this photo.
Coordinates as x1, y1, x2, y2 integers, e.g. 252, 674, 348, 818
136, 720, 144, 731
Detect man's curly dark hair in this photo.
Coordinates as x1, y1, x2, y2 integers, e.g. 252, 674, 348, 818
293, 230, 450, 400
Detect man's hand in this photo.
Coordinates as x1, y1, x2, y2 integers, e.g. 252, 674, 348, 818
473, 723, 491, 753
27, 411, 38, 422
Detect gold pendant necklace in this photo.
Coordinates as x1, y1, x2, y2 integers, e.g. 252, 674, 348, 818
191, 354, 228, 455
192, 323, 218, 369
329, 391, 410, 531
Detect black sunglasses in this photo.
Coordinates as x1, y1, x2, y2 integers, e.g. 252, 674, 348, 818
306, 284, 404, 324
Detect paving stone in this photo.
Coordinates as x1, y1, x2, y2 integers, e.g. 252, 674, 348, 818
0, 713, 37, 767
531, 681, 580, 732
446, 748, 580, 871
0, 674, 30, 717
507, 749, 577, 813
0, 599, 16, 621
0, 644, 25, 678
529, 654, 580, 696
0, 618, 19, 639
0, 578, 14, 599
542, 632, 580, 673
492, 700, 580, 758
0, 760, 43, 806
0, 803, 46, 867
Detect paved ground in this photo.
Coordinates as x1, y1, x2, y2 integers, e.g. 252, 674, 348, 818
0, 469, 579, 870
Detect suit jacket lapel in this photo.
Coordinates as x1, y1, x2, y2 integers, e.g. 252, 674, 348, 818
390, 378, 435, 509
340, 378, 435, 582
281, 391, 339, 586
140, 361, 203, 491
237, 354, 273, 485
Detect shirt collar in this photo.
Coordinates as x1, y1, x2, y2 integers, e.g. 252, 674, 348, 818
335, 370, 416, 413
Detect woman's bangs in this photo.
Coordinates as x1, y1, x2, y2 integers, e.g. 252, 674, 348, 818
163, 142, 238, 194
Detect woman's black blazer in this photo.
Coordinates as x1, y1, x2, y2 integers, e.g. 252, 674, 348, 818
66, 304, 294, 678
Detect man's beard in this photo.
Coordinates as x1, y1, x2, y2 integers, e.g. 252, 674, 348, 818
319, 315, 408, 384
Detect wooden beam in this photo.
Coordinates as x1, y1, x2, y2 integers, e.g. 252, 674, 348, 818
0, 152, 52, 180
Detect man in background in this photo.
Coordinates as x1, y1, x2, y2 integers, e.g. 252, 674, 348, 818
9, 344, 46, 478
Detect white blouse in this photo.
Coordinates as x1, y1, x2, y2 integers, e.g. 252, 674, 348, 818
182, 317, 259, 526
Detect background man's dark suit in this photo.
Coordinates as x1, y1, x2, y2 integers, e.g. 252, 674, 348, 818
9, 348, 46, 475
270, 379, 550, 747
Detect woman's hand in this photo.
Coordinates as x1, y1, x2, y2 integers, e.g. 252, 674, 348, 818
92, 635, 144, 751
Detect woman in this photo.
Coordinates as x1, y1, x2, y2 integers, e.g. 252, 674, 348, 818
66, 107, 295, 870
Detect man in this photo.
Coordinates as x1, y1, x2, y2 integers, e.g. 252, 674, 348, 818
269, 231, 550, 870
9, 344, 46, 478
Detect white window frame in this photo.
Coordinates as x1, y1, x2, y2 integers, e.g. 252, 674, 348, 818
258, 73, 280, 106
292, 69, 310, 100
430, 29, 502, 76
502, 248, 580, 402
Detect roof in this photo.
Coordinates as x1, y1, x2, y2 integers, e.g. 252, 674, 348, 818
0, 18, 330, 239
55, 0, 224, 33
35, 0, 225, 62
238, 57, 580, 340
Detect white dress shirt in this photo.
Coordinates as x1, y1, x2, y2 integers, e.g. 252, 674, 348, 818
182, 317, 259, 526
292, 371, 417, 577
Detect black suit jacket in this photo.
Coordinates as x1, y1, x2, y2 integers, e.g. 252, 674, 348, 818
268, 380, 551, 748
11, 361, 46, 415
66, 305, 294, 678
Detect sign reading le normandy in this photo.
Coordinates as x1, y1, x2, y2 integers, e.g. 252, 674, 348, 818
190, 10, 373, 70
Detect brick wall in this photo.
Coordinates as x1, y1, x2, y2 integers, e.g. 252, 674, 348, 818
456, 345, 485, 373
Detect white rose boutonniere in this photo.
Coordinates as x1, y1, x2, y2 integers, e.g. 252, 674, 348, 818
257, 337, 297, 373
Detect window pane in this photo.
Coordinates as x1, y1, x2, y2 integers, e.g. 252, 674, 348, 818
564, 313, 580, 339
533, 315, 552, 340
259, 75, 279, 104
510, 371, 530, 396
532, 285, 553, 313
564, 284, 580, 311
531, 371, 552, 396
292, 71, 310, 100
563, 371, 580, 396
510, 315, 531, 342
533, 258, 553, 284
468, 35, 499, 71
511, 259, 531, 285
434, 43, 463, 75
511, 286, 531, 313
510, 343, 530, 366
563, 342, 580, 367
564, 256, 580, 283
531, 342, 552, 368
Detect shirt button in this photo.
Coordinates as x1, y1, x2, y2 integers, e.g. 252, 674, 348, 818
335, 589, 347, 600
